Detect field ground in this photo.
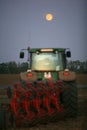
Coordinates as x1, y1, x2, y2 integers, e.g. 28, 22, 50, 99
6, 88, 87, 130
0, 74, 87, 130
0, 74, 87, 86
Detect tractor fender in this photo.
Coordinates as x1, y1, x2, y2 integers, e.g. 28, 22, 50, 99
20, 71, 38, 82
59, 71, 76, 81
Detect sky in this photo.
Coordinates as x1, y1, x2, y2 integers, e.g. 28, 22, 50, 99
0, 0, 87, 63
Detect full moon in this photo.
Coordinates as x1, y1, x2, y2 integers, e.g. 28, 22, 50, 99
45, 13, 53, 21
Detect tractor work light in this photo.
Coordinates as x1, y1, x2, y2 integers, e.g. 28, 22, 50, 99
27, 73, 33, 77
41, 48, 53, 52
63, 69, 70, 76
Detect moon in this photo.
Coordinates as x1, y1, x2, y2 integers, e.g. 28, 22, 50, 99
45, 13, 53, 21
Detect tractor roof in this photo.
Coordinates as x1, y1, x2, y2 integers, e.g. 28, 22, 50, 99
29, 48, 66, 53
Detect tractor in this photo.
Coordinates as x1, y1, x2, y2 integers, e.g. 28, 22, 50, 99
0, 47, 78, 128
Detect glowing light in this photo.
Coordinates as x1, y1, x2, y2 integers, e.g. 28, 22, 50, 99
64, 69, 70, 76
45, 13, 53, 21
27, 73, 33, 77
41, 48, 53, 52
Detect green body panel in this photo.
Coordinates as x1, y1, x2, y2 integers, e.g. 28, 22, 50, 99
35, 72, 59, 82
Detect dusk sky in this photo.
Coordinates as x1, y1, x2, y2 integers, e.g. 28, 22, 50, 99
0, 0, 87, 63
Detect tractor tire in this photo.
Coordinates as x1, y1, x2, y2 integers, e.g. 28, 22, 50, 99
0, 109, 7, 129
62, 81, 78, 118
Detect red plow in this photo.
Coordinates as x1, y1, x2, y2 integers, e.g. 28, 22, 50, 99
10, 80, 64, 126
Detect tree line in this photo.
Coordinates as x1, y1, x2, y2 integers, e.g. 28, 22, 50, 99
67, 60, 87, 73
0, 61, 28, 74
0, 60, 87, 74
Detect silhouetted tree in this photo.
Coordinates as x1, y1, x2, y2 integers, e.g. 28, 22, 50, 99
67, 60, 87, 73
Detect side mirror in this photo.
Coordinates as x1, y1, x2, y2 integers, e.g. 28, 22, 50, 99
20, 52, 24, 58
66, 51, 71, 57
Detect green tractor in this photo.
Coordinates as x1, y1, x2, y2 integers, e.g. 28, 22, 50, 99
0, 47, 78, 128
12, 47, 77, 125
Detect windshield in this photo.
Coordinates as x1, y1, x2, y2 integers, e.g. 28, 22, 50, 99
31, 53, 64, 71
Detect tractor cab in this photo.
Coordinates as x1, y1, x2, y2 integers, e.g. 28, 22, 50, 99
20, 47, 71, 81
20, 48, 71, 71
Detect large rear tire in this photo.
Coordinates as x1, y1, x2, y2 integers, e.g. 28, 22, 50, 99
62, 81, 78, 117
